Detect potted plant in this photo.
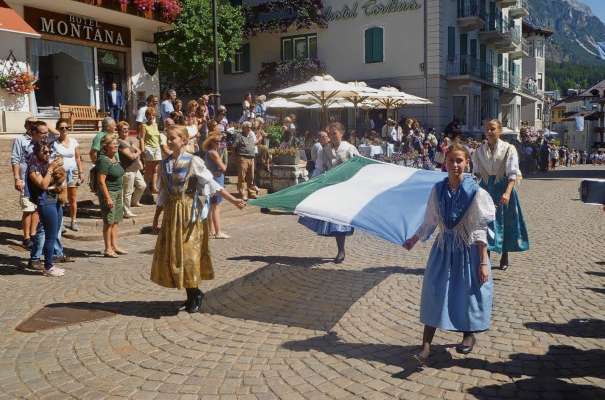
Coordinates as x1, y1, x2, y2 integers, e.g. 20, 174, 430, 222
265, 124, 283, 147
271, 147, 300, 165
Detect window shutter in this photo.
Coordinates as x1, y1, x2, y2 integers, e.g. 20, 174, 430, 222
365, 29, 372, 63
448, 27, 455, 61
243, 43, 251, 73
373, 28, 383, 62
460, 33, 468, 56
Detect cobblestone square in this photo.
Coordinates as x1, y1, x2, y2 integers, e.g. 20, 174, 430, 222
1, 139, 604, 399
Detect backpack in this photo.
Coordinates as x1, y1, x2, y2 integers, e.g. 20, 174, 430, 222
88, 165, 98, 193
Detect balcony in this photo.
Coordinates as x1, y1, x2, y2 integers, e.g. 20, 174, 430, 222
479, 12, 509, 44
447, 55, 494, 83
509, 38, 529, 59
493, 25, 522, 53
457, 0, 486, 32
496, 0, 517, 7
71, 0, 181, 23
509, 0, 529, 19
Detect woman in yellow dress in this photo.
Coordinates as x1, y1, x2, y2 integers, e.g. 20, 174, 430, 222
151, 125, 245, 313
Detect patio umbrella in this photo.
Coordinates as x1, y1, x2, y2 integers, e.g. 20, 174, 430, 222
264, 97, 307, 109
271, 75, 366, 126
367, 86, 432, 119
344, 82, 381, 130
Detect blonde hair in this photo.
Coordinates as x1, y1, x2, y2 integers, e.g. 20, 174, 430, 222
202, 133, 222, 151
117, 121, 129, 131
101, 133, 118, 148
166, 125, 189, 142
446, 140, 470, 161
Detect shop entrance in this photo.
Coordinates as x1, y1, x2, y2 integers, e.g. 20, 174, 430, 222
35, 52, 91, 107
97, 49, 127, 120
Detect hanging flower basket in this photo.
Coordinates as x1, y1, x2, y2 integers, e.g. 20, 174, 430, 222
0, 71, 38, 95
133, 0, 155, 16
119, 0, 128, 12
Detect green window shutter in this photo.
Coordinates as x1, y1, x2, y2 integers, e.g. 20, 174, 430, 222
373, 28, 383, 62
365, 27, 383, 63
365, 29, 372, 63
448, 27, 455, 61
223, 58, 232, 75
243, 43, 250, 73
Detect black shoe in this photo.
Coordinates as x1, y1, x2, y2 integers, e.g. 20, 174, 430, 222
186, 289, 203, 313
22, 238, 33, 250
456, 336, 476, 354
500, 263, 509, 271
334, 252, 345, 264
182, 289, 194, 311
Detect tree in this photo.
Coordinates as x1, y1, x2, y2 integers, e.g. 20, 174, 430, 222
156, 0, 245, 93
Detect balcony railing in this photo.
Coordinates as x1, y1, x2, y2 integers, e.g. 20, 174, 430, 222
485, 11, 510, 33
447, 55, 494, 82
457, 0, 487, 19
509, 0, 529, 19
521, 80, 540, 96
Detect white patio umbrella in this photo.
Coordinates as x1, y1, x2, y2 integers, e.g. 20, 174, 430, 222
344, 81, 381, 129
271, 75, 366, 125
367, 86, 432, 118
264, 97, 307, 109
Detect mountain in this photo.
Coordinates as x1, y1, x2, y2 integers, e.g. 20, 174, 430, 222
527, 0, 605, 65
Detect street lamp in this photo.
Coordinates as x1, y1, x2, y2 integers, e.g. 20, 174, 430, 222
211, 0, 220, 109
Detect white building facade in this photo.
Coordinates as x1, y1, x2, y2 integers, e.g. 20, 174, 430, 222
0, 0, 168, 132
221, 0, 545, 135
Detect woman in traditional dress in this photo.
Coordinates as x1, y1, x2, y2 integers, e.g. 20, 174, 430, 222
298, 122, 359, 264
151, 126, 245, 313
471, 119, 529, 270
404, 143, 496, 361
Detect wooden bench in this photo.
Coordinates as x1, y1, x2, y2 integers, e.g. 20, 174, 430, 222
59, 104, 105, 131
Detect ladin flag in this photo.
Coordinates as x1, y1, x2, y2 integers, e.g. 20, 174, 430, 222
249, 157, 446, 245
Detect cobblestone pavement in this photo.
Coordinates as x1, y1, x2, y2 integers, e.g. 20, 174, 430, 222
0, 138, 604, 400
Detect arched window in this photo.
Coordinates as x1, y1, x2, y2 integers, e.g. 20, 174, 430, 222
364, 27, 383, 64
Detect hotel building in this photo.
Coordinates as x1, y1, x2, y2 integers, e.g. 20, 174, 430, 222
220, 0, 549, 136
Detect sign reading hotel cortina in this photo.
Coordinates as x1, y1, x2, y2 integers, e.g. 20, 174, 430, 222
24, 7, 131, 48
324, 0, 421, 22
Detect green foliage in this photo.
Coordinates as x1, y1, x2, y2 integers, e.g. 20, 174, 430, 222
546, 62, 605, 95
156, 0, 245, 92
265, 125, 284, 147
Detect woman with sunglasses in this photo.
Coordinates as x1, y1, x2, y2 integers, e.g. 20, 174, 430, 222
53, 119, 83, 231
27, 141, 66, 277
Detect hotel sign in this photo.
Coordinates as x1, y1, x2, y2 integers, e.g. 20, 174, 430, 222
24, 7, 131, 48
324, 0, 421, 22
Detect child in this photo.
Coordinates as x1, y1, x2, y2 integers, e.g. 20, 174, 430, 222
150, 126, 245, 313
404, 142, 496, 362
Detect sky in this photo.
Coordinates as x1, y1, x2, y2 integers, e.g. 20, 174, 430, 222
582, 0, 605, 23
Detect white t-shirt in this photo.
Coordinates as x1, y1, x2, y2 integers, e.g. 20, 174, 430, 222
136, 106, 148, 123
53, 138, 79, 172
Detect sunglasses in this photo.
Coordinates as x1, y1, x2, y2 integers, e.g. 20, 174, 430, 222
58, 126, 69, 130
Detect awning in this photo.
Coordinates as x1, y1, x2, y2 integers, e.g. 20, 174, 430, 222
0, 0, 40, 38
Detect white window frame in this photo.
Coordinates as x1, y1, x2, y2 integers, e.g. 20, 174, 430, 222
362, 25, 385, 65
231, 48, 244, 73
281, 34, 317, 61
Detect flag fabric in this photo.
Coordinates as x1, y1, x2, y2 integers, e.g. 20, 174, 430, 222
249, 157, 447, 245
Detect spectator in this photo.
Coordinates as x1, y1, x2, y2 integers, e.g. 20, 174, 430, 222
105, 82, 124, 122
53, 119, 84, 231
160, 89, 176, 122
90, 117, 117, 163
11, 117, 39, 248
96, 134, 126, 257
139, 108, 162, 194
118, 121, 146, 218
136, 95, 159, 127
27, 140, 67, 276
233, 121, 258, 200
203, 133, 229, 239
254, 95, 267, 119
170, 99, 186, 125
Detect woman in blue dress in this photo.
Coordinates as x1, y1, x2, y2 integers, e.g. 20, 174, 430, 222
404, 143, 496, 361
472, 119, 529, 270
298, 122, 359, 263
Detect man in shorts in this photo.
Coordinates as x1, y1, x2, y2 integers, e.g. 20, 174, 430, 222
10, 117, 38, 249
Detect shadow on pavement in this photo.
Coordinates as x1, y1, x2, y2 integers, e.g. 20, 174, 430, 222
37, 300, 181, 320
468, 377, 605, 400
227, 255, 332, 268
525, 318, 605, 339
203, 263, 388, 331
282, 332, 448, 379
0, 254, 39, 275
362, 266, 425, 275
582, 287, 605, 295
585, 271, 605, 277
525, 168, 605, 180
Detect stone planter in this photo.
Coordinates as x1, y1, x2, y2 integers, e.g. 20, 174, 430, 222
272, 154, 300, 166
270, 164, 308, 192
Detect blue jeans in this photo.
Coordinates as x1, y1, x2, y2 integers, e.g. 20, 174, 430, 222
108, 106, 121, 122
31, 201, 64, 269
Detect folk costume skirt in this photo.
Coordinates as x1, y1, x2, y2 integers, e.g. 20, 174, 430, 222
151, 194, 214, 289
480, 176, 529, 254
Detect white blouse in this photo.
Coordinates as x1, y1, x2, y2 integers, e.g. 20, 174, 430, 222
415, 184, 496, 246
472, 139, 521, 181
157, 155, 222, 207
321, 141, 360, 171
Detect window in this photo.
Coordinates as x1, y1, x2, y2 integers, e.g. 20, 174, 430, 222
281, 34, 317, 61
224, 43, 250, 74
364, 27, 384, 64
473, 95, 481, 128
536, 39, 544, 57
537, 72, 543, 91
453, 96, 467, 126
448, 27, 455, 61
537, 103, 543, 120
528, 40, 534, 57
